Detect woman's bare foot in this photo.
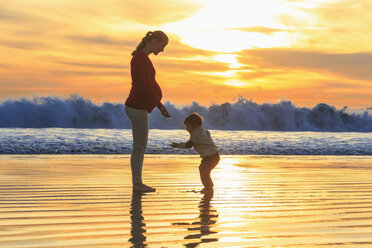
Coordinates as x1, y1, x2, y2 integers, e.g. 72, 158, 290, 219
133, 183, 156, 192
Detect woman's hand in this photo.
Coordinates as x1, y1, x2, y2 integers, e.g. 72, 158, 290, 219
159, 106, 171, 118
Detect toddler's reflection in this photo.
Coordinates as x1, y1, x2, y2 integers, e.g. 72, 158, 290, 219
173, 193, 219, 247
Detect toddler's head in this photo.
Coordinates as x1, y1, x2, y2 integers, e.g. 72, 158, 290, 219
184, 112, 203, 133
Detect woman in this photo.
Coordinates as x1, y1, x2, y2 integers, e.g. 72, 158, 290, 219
125, 31, 171, 192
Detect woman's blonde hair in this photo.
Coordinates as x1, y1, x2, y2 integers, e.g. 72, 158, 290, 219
131, 30, 168, 56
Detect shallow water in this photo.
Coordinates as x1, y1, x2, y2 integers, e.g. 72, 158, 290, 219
1, 155, 372, 247
1, 128, 372, 155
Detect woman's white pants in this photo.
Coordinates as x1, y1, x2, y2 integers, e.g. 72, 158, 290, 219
125, 105, 149, 184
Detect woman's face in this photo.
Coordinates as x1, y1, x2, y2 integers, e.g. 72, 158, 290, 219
150, 38, 168, 55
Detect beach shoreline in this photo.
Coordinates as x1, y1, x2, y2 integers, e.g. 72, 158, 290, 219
1, 154, 372, 247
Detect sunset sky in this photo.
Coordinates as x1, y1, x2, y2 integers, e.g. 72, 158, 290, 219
1, 0, 371, 108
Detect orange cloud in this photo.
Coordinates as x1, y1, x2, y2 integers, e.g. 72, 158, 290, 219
1, 0, 371, 109
238, 49, 372, 81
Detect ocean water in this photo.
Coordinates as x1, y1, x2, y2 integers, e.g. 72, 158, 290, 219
1, 128, 371, 155
1, 95, 371, 155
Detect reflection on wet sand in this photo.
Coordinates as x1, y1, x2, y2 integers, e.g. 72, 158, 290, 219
2, 155, 372, 247
173, 193, 219, 247
129, 192, 146, 248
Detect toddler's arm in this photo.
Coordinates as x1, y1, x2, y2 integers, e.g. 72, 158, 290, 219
171, 140, 194, 149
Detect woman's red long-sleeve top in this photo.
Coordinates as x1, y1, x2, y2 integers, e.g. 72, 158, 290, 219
125, 51, 163, 113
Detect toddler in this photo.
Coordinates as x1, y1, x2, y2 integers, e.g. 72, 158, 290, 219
171, 112, 219, 194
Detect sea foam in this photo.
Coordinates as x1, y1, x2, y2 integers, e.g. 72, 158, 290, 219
0, 95, 371, 131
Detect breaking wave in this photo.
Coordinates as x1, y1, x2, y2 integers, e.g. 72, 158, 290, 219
0, 95, 371, 131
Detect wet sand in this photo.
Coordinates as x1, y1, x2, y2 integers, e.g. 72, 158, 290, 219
1, 155, 372, 248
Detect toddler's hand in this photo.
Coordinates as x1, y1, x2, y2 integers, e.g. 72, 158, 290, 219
171, 142, 179, 148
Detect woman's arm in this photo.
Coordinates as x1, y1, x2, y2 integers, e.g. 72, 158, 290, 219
159, 105, 170, 117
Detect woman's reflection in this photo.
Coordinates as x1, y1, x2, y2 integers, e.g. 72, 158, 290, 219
129, 191, 147, 247
174, 193, 219, 247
